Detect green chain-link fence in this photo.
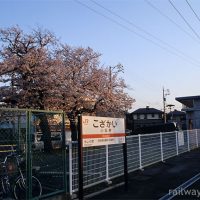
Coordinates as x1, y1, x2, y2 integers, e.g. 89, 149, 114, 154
0, 108, 67, 200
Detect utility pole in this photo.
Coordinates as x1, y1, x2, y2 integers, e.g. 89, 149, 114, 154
163, 87, 170, 124
163, 87, 166, 124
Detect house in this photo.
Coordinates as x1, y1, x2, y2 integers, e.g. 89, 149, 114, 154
176, 95, 200, 129
131, 106, 163, 131
167, 109, 186, 130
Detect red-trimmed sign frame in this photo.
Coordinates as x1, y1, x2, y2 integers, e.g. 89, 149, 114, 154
81, 116, 125, 147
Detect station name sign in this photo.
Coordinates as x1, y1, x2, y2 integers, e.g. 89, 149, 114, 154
81, 116, 125, 147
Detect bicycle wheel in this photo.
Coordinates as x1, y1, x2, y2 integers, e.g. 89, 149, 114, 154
1, 177, 11, 195
13, 175, 42, 200
31, 176, 42, 198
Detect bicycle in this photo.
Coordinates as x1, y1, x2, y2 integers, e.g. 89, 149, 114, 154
0, 147, 42, 199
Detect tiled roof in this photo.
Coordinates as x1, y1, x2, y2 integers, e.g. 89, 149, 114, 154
176, 95, 200, 108
131, 107, 163, 114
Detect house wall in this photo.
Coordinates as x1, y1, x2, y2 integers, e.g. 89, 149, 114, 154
194, 99, 200, 108
184, 99, 200, 129
147, 114, 160, 119
189, 110, 200, 129
132, 113, 163, 130
133, 114, 161, 120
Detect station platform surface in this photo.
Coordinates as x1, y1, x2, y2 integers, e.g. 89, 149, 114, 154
90, 148, 200, 200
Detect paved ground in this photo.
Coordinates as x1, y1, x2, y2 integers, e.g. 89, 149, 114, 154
90, 148, 200, 200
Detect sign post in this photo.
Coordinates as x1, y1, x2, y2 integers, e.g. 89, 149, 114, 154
77, 115, 127, 199
78, 115, 83, 200
123, 136, 128, 191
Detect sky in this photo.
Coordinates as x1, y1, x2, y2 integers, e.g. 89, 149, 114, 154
1, 0, 200, 112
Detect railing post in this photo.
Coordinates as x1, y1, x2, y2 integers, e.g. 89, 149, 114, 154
196, 129, 198, 148
69, 142, 73, 196
175, 131, 179, 155
138, 134, 143, 170
106, 145, 110, 183
187, 130, 190, 152
160, 132, 164, 162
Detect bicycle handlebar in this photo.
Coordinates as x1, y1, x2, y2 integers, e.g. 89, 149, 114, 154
1, 146, 23, 166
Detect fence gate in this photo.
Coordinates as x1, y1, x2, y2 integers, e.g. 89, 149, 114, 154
0, 108, 67, 200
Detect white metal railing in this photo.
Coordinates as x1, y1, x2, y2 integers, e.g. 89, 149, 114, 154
68, 129, 200, 196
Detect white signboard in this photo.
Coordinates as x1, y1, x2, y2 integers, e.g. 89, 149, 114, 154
81, 116, 125, 147
178, 131, 184, 146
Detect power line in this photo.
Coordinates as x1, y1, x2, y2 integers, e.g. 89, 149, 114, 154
185, 0, 200, 24
75, 0, 166, 47
144, 0, 199, 44
74, 0, 200, 68
74, 0, 176, 54
75, 0, 200, 105
76, 1, 164, 91
168, 0, 200, 41
91, 0, 159, 39
75, 0, 172, 100
75, 0, 200, 97
90, 0, 200, 67
75, 0, 191, 109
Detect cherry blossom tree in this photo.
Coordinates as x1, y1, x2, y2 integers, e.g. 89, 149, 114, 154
0, 26, 60, 151
0, 26, 135, 143
55, 45, 134, 139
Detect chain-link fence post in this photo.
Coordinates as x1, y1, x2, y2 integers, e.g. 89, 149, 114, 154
17, 115, 21, 152
26, 110, 32, 199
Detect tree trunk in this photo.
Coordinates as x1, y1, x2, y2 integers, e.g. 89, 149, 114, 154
68, 113, 78, 141
38, 114, 53, 152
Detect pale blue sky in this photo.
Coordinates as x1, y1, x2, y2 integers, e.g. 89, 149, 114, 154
1, 0, 200, 112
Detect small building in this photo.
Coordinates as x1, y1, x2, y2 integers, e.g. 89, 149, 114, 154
131, 106, 163, 131
176, 95, 200, 129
